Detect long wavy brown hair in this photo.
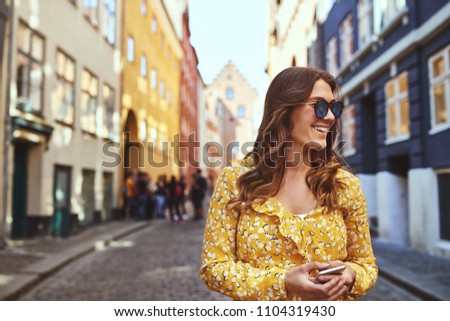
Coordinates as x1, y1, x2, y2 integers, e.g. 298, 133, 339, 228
227, 67, 347, 212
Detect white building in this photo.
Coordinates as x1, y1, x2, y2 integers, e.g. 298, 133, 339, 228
6, 0, 122, 238
205, 60, 259, 165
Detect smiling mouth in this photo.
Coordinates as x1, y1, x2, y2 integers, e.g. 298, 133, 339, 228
313, 126, 328, 133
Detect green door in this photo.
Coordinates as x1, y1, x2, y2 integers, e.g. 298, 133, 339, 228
103, 172, 113, 220
53, 166, 72, 237
12, 143, 28, 238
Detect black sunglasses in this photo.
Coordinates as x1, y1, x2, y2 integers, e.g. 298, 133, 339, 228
308, 99, 344, 119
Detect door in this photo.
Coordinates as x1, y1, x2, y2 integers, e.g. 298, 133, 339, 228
53, 166, 72, 237
12, 143, 28, 238
81, 169, 95, 224
103, 172, 113, 220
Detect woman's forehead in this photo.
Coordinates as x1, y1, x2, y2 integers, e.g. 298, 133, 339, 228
309, 79, 334, 98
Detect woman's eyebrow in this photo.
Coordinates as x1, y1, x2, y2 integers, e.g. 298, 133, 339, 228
309, 96, 336, 103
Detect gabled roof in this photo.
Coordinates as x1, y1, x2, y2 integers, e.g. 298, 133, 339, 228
210, 60, 258, 94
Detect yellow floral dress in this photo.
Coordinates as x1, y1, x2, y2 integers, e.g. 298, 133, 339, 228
200, 161, 378, 300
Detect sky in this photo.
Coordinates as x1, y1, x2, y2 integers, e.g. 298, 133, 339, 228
188, 0, 270, 120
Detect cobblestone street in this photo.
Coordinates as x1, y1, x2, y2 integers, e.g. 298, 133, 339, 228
12, 214, 427, 301
18, 219, 228, 301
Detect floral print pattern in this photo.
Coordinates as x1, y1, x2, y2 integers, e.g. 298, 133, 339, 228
200, 162, 378, 300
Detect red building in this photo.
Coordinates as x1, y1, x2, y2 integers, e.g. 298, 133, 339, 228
179, 8, 199, 187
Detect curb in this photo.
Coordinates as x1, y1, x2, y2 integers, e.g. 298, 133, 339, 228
0, 222, 150, 301
376, 257, 445, 301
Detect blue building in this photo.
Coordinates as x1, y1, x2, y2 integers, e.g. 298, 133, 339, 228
319, 0, 450, 258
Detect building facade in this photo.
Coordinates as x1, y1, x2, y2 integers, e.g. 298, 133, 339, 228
322, 0, 450, 258
267, 0, 330, 80
6, 0, 122, 238
179, 7, 199, 187
0, 0, 10, 247
204, 60, 258, 165
121, 0, 183, 182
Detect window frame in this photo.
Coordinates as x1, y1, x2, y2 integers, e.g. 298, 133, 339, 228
83, 0, 99, 28
428, 43, 450, 135
140, 54, 147, 78
16, 21, 45, 115
141, 0, 147, 16
339, 14, 354, 67
102, 83, 116, 140
237, 105, 246, 118
341, 104, 357, 156
159, 80, 165, 99
151, 17, 158, 34
226, 87, 234, 100
384, 71, 410, 144
357, 0, 374, 49
127, 36, 135, 63
102, 0, 116, 45
54, 49, 76, 125
326, 36, 338, 76
80, 68, 99, 135
150, 68, 157, 89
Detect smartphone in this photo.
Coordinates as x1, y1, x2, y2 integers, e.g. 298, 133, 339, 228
316, 265, 346, 277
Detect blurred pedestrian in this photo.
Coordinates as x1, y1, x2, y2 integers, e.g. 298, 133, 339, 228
124, 169, 138, 220
191, 169, 207, 221
178, 175, 188, 221
168, 175, 181, 223
155, 175, 167, 219
135, 171, 150, 220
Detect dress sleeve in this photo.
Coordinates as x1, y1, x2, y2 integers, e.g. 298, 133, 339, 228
199, 166, 288, 300
341, 173, 378, 298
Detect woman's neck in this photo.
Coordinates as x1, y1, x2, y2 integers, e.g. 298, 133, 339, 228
284, 145, 312, 171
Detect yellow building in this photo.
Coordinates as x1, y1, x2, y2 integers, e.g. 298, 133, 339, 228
121, 0, 183, 181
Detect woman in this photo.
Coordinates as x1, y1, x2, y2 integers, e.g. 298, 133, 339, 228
200, 67, 378, 300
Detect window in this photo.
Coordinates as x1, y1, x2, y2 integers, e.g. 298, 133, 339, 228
141, 0, 147, 15
358, 0, 374, 48
429, 44, 450, 131
339, 14, 354, 66
437, 172, 450, 241
151, 17, 157, 34
54, 50, 75, 124
102, 84, 116, 140
216, 101, 223, 116
226, 87, 234, 100
127, 36, 134, 63
385, 72, 409, 141
16, 22, 45, 113
102, 0, 116, 45
140, 54, 147, 78
237, 105, 246, 118
374, 0, 406, 33
167, 90, 172, 105
80, 69, 98, 134
159, 80, 165, 99
326, 36, 338, 76
341, 104, 356, 155
151, 68, 157, 89
83, 0, 99, 27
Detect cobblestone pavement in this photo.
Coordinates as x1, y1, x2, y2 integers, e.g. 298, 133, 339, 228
15, 217, 423, 301
0, 221, 139, 274
360, 275, 421, 301
18, 219, 229, 301
3, 199, 450, 301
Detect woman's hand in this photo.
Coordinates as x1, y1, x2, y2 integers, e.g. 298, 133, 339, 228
312, 261, 356, 298
285, 261, 352, 300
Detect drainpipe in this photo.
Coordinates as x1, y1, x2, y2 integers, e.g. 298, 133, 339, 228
1, 0, 14, 249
